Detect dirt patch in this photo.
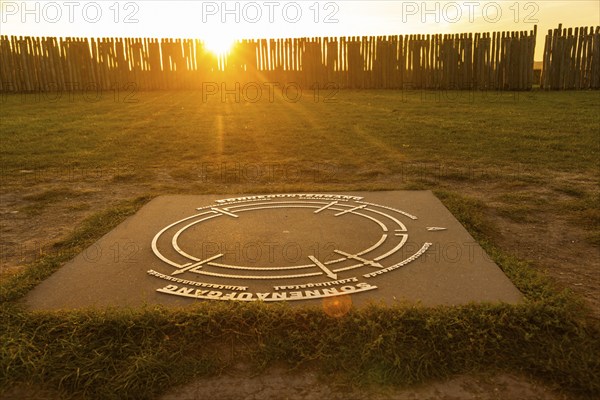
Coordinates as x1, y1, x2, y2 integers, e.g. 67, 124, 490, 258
492, 215, 600, 319
159, 367, 574, 400
0, 370, 576, 400
446, 175, 599, 320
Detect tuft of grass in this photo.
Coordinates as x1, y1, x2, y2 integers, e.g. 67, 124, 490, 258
19, 188, 88, 215
495, 204, 539, 223
1, 301, 598, 399
433, 190, 498, 241
169, 168, 199, 182
553, 184, 587, 198
23, 188, 83, 203
559, 191, 600, 246
496, 192, 551, 206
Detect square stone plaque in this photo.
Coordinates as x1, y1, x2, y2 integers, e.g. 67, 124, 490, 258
24, 192, 523, 310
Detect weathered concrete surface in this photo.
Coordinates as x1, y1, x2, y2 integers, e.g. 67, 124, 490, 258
24, 191, 523, 310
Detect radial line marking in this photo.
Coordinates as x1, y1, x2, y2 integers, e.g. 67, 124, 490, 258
334, 204, 367, 216
308, 255, 338, 279
172, 254, 223, 276
334, 250, 384, 268
211, 207, 238, 218
314, 201, 338, 214
427, 227, 447, 231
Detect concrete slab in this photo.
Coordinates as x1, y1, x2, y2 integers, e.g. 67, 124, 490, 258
24, 192, 523, 310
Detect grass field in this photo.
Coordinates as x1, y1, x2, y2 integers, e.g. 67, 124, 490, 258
1, 89, 599, 399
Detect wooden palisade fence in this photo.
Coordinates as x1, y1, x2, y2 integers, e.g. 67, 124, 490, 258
541, 24, 600, 89
0, 25, 558, 92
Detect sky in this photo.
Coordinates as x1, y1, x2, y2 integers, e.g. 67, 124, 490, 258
1, 1, 599, 60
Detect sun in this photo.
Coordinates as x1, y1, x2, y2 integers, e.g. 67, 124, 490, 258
203, 36, 236, 56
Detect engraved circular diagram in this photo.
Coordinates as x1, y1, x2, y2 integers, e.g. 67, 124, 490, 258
148, 194, 434, 302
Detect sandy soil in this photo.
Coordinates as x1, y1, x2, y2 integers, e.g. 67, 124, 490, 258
0, 370, 574, 400
160, 368, 574, 400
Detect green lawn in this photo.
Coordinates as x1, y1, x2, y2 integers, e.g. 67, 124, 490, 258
2, 89, 598, 173
1, 89, 599, 399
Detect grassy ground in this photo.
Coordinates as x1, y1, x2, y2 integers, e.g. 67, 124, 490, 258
0, 89, 599, 399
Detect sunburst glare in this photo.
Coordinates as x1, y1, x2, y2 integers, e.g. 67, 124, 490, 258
203, 36, 236, 57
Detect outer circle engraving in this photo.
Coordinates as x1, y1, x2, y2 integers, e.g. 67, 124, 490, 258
148, 194, 436, 302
